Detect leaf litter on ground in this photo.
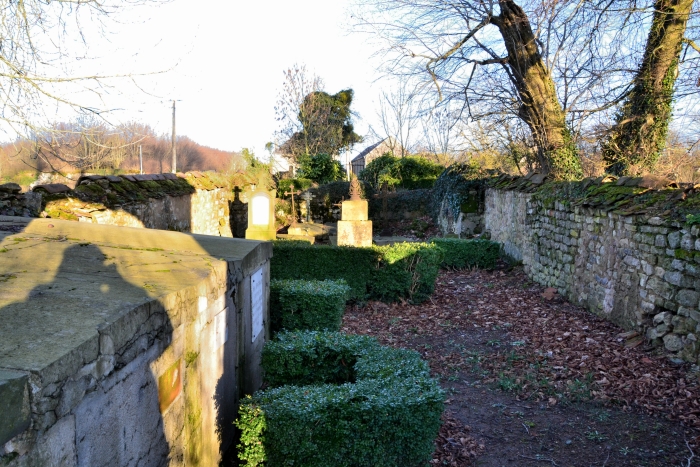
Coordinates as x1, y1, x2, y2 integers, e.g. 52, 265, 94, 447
342, 266, 700, 465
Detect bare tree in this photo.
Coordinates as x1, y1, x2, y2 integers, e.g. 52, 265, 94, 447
371, 79, 419, 157
0, 1, 165, 137
274, 64, 325, 166
353, 0, 700, 178
603, 0, 696, 175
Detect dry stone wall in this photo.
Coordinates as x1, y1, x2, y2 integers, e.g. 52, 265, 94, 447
0, 183, 41, 218
36, 172, 233, 237
485, 174, 700, 364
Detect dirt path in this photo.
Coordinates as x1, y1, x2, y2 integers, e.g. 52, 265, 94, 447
341, 267, 700, 466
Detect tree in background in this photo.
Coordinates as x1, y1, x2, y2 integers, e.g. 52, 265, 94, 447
359, 153, 444, 190
0, 120, 238, 183
274, 64, 325, 168
354, 0, 700, 179
602, 0, 696, 176
0, 0, 163, 138
373, 79, 419, 157
281, 89, 363, 159
297, 153, 345, 184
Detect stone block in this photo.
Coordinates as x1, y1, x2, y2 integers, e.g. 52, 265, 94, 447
653, 311, 672, 326
337, 220, 372, 247
341, 200, 368, 221
676, 289, 700, 308
664, 270, 682, 286
672, 315, 697, 334
668, 231, 681, 249
664, 333, 683, 352
0, 369, 30, 445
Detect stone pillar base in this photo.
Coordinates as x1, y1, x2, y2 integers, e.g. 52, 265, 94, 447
337, 220, 372, 247
245, 228, 277, 241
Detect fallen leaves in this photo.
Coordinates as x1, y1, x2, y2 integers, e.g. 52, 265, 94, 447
430, 412, 484, 466
342, 267, 700, 438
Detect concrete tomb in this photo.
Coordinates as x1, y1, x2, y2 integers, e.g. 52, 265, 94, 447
337, 176, 373, 247
0, 216, 272, 466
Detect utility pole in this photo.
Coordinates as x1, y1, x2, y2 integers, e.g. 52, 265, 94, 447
139, 145, 143, 174
171, 100, 177, 173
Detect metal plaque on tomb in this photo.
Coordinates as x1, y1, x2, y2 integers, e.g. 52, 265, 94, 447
251, 267, 264, 342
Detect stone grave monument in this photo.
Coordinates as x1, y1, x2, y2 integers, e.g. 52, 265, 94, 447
337, 175, 372, 247
245, 179, 276, 241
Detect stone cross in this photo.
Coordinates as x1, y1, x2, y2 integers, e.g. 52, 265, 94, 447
300, 190, 315, 223
373, 182, 398, 234
284, 184, 302, 225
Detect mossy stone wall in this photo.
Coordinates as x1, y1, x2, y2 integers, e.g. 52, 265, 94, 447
38, 172, 233, 237
485, 176, 700, 364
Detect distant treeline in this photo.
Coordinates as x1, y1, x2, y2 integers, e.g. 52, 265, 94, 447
0, 120, 241, 182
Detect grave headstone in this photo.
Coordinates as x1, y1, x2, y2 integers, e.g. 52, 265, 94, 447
245, 183, 276, 241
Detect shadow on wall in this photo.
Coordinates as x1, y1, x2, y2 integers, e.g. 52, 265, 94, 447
0, 216, 268, 465
0, 240, 173, 466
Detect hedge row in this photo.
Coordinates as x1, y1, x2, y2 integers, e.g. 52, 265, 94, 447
371, 242, 443, 304
271, 239, 499, 304
271, 240, 444, 304
269, 279, 350, 336
271, 241, 375, 300
237, 332, 444, 467
430, 238, 500, 269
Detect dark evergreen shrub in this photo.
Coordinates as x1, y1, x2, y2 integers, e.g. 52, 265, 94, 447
237, 331, 444, 467
431, 238, 500, 269
269, 279, 350, 335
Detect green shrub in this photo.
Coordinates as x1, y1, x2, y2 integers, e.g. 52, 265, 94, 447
271, 241, 443, 304
431, 238, 500, 269
369, 242, 443, 304
276, 178, 313, 198
360, 154, 443, 190
270, 279, 350, 335
237, 331, 443, 467
271, 241, 376, 300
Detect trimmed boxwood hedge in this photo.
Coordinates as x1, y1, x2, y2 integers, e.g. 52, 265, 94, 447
271, 240, 443, 304
430, 238, 500, 269
237, 331, 444, 467
270, 279, 350, 335
369, 242, 443, 304
271, 241, 375, 300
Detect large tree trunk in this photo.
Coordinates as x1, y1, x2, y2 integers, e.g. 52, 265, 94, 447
493, 0, 582, 181
603, 0, 693, 176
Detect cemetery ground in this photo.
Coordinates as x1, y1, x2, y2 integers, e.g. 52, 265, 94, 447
342, 265, 700, 467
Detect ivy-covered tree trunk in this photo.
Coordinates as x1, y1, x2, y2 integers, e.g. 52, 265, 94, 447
493, 1, 582, 181
602, 0, 693, 176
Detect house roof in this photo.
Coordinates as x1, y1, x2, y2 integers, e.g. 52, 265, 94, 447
351, 140, 384, 162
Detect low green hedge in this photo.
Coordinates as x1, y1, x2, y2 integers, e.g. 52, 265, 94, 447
271, 241, 443, 304
369, 242, 443, 304
430, 238, 500, 269
270, 279, 350, 335
271, 241, 375, 300
237, 331, 444, 467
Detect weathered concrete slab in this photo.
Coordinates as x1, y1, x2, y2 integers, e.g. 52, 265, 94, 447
0, 216, 268, 377
0, 215, 272, 465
